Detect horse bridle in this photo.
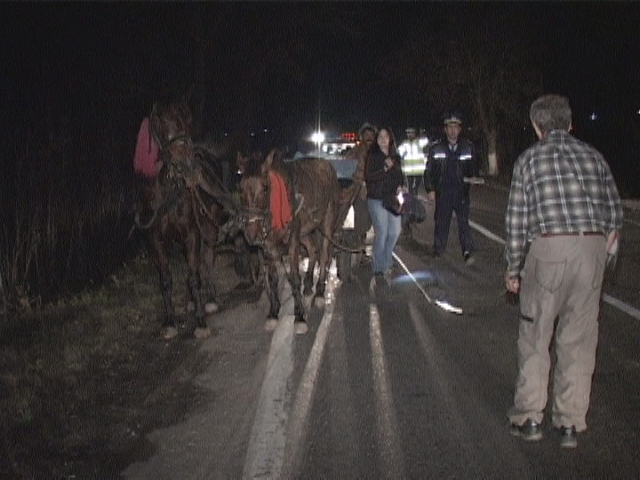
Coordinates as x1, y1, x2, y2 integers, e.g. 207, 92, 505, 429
236, 175, 276, 247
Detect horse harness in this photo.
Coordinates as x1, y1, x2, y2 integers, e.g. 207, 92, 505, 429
239, 164, 322, 247
134, 119, 226, 235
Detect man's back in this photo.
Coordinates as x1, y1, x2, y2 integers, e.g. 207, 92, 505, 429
513, 130, 622, 236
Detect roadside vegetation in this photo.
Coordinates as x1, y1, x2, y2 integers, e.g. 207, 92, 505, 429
0, 252, 213, 478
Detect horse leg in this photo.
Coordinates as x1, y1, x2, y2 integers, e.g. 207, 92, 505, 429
288, 238, 308, 334
300, 235, 317, 296
233, 233, 253, 286
201, 241, 219, 314
315, 206, 336, 300
185, 231, 210, 339
264, 259, 280, 331
152, 236, 178, 339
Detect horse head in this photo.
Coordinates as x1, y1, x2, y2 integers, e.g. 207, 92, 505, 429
239, 150, 278, 245
150, 98, 192, 149
150, 98, 196, 181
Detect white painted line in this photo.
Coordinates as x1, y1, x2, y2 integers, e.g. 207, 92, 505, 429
243, 276, 295, 479
369, 303, 405, 478
602, 294, 640, 320
469, 220, 505, 245
281, 272, 337, 478
468, 221, 640, 320
242, 314, 294, 479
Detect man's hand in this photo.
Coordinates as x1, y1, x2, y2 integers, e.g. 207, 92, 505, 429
606, 230, 618, 254
426, 191, 435, 203
505, 272, 520, 293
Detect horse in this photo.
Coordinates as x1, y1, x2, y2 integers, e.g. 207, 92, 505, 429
134, 98, 226, 339
238, 149, 341, 334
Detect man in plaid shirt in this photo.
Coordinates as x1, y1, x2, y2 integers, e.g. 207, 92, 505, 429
504, 95, 623, 448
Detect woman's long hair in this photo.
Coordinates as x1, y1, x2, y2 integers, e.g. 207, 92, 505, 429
376, 126, 399, 156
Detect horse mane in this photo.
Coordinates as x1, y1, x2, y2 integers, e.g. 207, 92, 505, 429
242, 154, 263, 177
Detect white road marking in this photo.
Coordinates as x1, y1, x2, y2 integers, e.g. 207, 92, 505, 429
468, 220, 640, 321
281, 272, 337, 478
369, 303, 405, 478
602, 294, 640, 320
243, 277, 295, 479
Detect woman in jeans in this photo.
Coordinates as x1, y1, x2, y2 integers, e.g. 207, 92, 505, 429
365, 127, 405, 282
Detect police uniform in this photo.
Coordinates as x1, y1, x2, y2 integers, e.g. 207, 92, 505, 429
398, 128, 426, 196
423, 117, 478, 258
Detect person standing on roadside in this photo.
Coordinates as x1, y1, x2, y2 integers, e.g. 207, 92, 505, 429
505, 94, 623, 449
347, 123, 377, 249
423, 112, 478, 264
365, 127, 404, 288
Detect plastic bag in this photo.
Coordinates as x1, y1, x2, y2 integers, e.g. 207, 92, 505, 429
402, 193, 426, 223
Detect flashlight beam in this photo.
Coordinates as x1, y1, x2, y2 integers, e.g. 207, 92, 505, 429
392, 253, 463, 315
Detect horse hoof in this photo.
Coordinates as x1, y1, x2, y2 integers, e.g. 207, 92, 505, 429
193, 327, 212, 339
161, 326, 178, 340
204, 302, 219, 314
294, 321, 308, 335
303, 296, 313, 310
303, 287, 313, 297
265, 319, 278, 331
314, 296, 325, 308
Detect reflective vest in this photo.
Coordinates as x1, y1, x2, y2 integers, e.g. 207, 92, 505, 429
398, 139, 426, 176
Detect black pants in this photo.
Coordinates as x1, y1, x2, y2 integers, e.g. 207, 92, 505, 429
433, 188, 474, 255
406, 175, 422, 196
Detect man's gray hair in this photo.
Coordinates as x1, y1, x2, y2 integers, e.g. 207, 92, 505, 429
529, 94, 572, 135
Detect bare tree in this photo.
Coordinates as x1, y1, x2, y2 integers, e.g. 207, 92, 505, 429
383, 9, 543, 176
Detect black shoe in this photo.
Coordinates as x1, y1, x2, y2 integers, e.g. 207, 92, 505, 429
463, 251, 475, 265
510, 418, 543, 441
559, 426, 577, 448
369, 272, 387, 294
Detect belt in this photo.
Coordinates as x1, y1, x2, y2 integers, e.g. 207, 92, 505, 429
540, 231, 603, 238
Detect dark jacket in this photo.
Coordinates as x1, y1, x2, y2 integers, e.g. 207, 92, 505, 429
365, 144, 404, 200
423, 138, 477, 195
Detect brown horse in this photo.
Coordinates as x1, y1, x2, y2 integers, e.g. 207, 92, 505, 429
239, 149, 340, 334
136, 98, 226, 339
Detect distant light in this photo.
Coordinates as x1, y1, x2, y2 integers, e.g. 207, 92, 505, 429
589, 112, 598, 121
310, 131, 325, 144
250, 132, 255, 137
263, 128, 268, 133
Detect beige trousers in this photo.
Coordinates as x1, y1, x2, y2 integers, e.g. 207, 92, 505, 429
508, 234, 606, 431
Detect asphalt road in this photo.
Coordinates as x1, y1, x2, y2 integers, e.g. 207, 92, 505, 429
124, 183, 640, 479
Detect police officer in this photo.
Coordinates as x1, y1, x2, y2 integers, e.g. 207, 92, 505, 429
398, 127, 426, 196
423, 112, 479, 264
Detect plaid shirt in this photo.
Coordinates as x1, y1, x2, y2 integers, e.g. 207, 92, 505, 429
505, 130, 623, 275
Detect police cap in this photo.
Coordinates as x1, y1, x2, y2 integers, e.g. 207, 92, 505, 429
443, 112, 463, 125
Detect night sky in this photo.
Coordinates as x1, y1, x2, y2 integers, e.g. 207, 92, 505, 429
1, 2, 639, 186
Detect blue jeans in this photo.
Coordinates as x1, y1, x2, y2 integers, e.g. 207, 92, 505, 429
367, 198, 402, 274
